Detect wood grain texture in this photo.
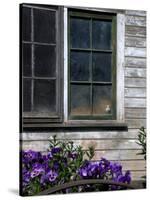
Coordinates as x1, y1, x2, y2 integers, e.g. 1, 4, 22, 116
64, 7, 68, 122
125, 108, 146, 119
125, 47, 146, 57
125, 119, 146, 128
125, 16, 146, 27
125, 57, 146, 68
22, 129, 140, 140
125, 98, 146, 108
117, 13, 125, 121
22, 139, 141, 151
125, 10, 146, 17
125, 36, 146, 48
125, 26, 146, 37
117, 160, 146, 171
129, 171, 146, 180
92, 149, 144, 160
125, 78, 146, 87
125, 88, 146, 98
125, 67, 146, 78
21, 140, 144, 160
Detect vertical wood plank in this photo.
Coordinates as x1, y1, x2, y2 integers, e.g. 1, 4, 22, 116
117, 13, 125, 121
64, 7, 68, 122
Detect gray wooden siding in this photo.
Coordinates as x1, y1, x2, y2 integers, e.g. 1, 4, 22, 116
124, 10, 146, 180
21, 9, 146, 181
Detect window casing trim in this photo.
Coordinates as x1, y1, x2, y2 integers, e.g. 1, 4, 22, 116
116, 13, 125, 122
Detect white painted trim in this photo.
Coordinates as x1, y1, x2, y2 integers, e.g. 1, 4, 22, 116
117, 13, 125, 121
65, 5, 125, 14
64, 7, 68, 122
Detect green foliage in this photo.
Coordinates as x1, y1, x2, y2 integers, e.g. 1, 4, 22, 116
137, 127, 146, 160
48, 135, 95, 182
136, 127, 146, 185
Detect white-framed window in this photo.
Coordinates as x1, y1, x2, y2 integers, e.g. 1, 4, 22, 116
64, 7, 125, 124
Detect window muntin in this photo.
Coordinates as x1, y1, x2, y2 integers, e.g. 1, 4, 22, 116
22, 5, 62, 119
68, 11, 116, 120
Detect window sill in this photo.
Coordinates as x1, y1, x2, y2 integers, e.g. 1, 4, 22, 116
23, 121, 128, 132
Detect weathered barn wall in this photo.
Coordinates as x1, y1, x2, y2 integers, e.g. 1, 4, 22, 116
21, 9, 146, 181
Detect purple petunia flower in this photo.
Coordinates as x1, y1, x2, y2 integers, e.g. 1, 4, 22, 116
51, 147, 62, 154
40, 170, 58, 184
30, 164, 44, 178
110, 162, 122, 178
78, 162, 100, 178
23, 170, 31, 185
79, 168, 88, 177
98, 158, 111, 176
53, 161, 59, 170
47, 170, 58, 182
47, 151, 53, 159
22, 150, 42, 164
112, 168, 131, 187
87, 162, 99, 177
124, 170, 131, 184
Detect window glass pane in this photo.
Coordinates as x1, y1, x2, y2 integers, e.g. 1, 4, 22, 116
34, 9, 56, 43
34, 79, 56, 113
71, 85, 91, 115
93, 85, 112, 115
70, 18, 90, 48
22, 7, 31, 41
92, 20, 112, 50
34, 45, 56, 77
23, 44, 32, 76
70, 51, 90, 81
92, 52, 112, 82
23, 79, 31, 112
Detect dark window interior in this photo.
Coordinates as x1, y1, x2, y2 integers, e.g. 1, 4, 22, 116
69, 11, 116, 120
21, 4, 62, 120
34, 9, 56, 43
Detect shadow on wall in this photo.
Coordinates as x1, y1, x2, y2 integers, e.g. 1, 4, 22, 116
8, 188, 18, 196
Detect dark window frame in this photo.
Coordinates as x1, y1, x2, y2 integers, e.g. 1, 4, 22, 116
68, 9, 117, 120
20, 4, 64, 126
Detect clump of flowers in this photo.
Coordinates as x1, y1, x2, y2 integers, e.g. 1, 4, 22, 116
21, 135, 131, 196
78, 158, 131, 191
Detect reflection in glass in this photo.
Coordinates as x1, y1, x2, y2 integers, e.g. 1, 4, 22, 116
22, 7, 31, 41
70, 51, 90, 81
34, 79, 56, 113
23, 44, 32, 76
34, 45, 56, 77
93, 85, 112, 114
92, 20, 112, 50
92, 52, 112, 82
71, 85, 91, 115
70, 18, 90, 48
34, 9, 56, 43
23, 79, 31, 112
